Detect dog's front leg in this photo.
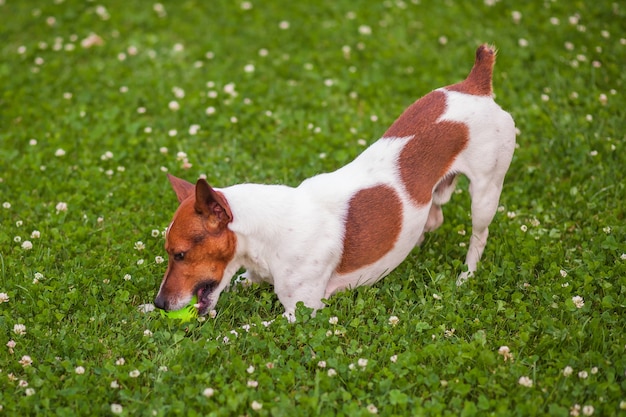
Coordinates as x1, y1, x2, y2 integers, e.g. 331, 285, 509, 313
274, 266, 333, 322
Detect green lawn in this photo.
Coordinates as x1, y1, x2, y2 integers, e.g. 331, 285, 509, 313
1, 1, 624, 416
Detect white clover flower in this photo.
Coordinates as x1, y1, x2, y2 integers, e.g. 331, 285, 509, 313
134, 241, 145, 251
563, 366, 573, 377
172, 86, 185, 99
560, 269, 568, 277
129, 369, 140, 378
19, 355, 32, 367
357, 358, 368, 368
189, 124, 200, 135
55, 148, 66, 157
155, 256, 164, 264
223, 82, 237, 96
115, 357, 125, 366
518, 376, 533, 387
251, 401, 263, 411
327, 368, 337, 377
247, 380, 258, 388
329, 316, 338, 325
22, 241, 33, 250
497, 346, 513, 361
278, 20, 290, 30
111, 404, 123, 414
31, 230, 41, 239
101, 151, 114, 160
390, 355, 398, 363
388, 316, 400, 326
75, 366, 85, 374
203, 387, 215, 397
572, 296, 585, 309
578, 370, 588, 379
25, 388, 36, 396
246, 365, 255, 374
367, 404, 378, 414
143, 329, 153, 337
582, 405, 594, 416
358, 25, 372, 35
56, 202, 68, 212
0, 293, 9, 303
110, 380, 119, 388
317, 361, 326, 368
14, 324, 26, 335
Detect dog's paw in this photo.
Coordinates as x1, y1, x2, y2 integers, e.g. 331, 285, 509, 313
282, 311, 297, 323
456, 271, 474, 286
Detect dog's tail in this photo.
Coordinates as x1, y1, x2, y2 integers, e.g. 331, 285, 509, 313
449, 44, 496, 96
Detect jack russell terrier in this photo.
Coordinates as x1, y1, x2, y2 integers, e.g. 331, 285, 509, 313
154, 44, 516, 320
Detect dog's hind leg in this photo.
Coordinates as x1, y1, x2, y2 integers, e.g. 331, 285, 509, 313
457, 178, 504, 285
416, 174, 458, 246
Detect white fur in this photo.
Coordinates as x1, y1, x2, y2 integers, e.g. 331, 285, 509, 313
205, 88, 515, 320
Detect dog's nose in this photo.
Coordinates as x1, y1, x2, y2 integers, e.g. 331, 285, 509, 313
154, 293, 169, 311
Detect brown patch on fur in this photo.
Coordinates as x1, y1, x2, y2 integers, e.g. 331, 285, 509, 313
446, 44, 496, 96
383, 91, 469, 205
155, 185, 236, 310
336, 185, 403, 274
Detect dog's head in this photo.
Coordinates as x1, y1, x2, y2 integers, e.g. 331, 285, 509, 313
154, 174, 236, 316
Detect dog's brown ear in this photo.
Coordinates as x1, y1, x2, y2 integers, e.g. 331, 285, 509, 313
168, 174, 195, 203
195, 178, 233, 228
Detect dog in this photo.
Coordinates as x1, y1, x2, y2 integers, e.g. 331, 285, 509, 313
154, 44, 516, 321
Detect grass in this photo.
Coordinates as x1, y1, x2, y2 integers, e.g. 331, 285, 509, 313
1, 0, 625, 415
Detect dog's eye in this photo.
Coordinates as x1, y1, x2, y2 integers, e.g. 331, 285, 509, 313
173, 252, 185, 261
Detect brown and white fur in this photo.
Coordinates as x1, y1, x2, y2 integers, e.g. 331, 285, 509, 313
154, 45, 516, 321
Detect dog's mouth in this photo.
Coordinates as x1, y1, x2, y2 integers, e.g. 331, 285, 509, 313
194, 280, 218, 316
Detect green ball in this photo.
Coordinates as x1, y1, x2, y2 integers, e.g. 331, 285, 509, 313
160, 295, 199, 321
